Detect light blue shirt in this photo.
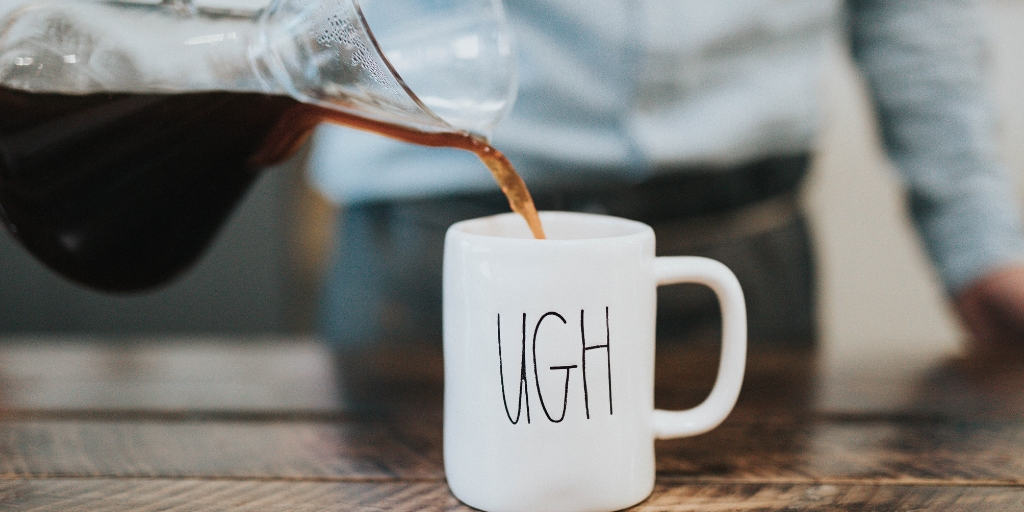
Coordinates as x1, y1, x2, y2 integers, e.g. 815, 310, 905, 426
309, 0, 1024, 293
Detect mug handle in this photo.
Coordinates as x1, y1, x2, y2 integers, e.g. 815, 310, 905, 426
651, 256, 747, 439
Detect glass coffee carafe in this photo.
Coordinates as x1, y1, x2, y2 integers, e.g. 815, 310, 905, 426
0, 0, 516, 291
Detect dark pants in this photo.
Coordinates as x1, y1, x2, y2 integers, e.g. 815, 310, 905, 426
320, 155, 816, 350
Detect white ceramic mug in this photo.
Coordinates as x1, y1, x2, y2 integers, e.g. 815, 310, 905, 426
442, 211, 747, 512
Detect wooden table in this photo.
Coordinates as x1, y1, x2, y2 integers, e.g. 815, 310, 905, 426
0, 337, 1022, 510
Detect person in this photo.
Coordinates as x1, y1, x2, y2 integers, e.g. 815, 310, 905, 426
308, 0, 1024, 353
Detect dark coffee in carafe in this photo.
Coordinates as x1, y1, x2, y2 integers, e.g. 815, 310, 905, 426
0, 86, 544, 292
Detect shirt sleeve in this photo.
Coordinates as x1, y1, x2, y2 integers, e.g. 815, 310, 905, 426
847, 0, 1024, 294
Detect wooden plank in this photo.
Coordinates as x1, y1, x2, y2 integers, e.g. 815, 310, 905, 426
401, 413, 1024, 486
0, 420, 442, 480
0, 479, 464, 512
813, 349, 1024, 420
0, 338, 450, 414
0, 339, 342, 411
640, 482, 1024, 511
0, 338, 758, 415
0, 339, 903, 418
0, 417, 1021, 485
2, 339, 1021, 420
657, 346, 1024, 421
656, 419, 1024, 485
1, 479, 1022, 511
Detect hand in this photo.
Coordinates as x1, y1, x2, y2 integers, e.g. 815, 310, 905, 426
955, 265, 1024, 356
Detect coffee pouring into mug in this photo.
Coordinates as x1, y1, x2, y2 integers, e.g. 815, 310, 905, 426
0, 0, 518, 291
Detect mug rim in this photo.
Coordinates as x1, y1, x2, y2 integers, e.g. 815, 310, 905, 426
447, 211, 653, 244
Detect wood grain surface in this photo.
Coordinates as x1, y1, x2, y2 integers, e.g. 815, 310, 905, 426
1, 479, 1022, 511
0, 418, 1021, 485
0, 338, 1022, 511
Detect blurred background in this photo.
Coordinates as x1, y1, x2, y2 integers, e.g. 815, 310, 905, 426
0, 0, 1022, 359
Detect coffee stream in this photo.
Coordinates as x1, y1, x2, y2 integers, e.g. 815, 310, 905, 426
283, 104, 548, 240
0, 88, 545, 291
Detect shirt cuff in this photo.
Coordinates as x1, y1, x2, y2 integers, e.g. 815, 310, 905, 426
910, 163, 1024, 294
